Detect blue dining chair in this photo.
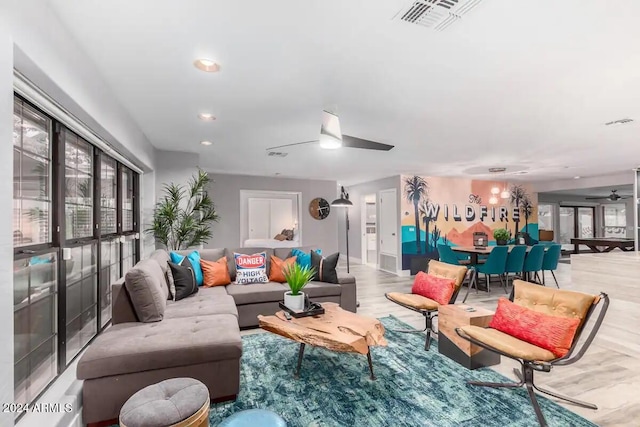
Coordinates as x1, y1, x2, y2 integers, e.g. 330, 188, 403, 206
541, 244, 562, 288
437, 244, 469, 266
522, 244, 545, 283
462, 246, 508, 303
504, 245, 527, 290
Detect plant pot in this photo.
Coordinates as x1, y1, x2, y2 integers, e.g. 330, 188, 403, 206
496, 239, 508, 246
284, 291, 305, 311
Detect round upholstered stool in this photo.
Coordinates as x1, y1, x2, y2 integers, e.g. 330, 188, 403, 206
119, 378, 210, 427
219, 409, 287, 427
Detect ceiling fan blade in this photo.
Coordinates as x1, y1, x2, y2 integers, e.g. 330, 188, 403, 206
584, 197, 605, 200
342, 134, 395, 151
265, 140, 319, 151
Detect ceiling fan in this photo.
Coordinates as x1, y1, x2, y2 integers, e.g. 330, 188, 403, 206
266, 110, 394, 152
585, 189, 630, 201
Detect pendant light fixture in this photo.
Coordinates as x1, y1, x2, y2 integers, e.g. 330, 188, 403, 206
501, 169, 510, 199
488, 167, 507, 204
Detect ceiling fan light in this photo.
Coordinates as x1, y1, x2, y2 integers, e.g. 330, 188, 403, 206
319, 133, 342, 149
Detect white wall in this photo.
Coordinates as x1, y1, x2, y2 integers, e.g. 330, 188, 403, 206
534, 172, 634, 193
206, 174, 339, 253
0, 15, 15, 427
155, 150, 200, 195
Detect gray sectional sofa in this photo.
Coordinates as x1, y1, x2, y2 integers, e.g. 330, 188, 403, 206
77, 246, 356, 425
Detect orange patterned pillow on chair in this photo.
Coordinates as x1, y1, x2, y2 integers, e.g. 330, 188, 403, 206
411, 272, 456, 305
489, 297, 580, 358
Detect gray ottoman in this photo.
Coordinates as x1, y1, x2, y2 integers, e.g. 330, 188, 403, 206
119, 378, 210, 427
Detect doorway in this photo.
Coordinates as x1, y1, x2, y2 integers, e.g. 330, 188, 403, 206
361, 194, 377, 267
379, 188, 398, 273
559, 206, 595, 252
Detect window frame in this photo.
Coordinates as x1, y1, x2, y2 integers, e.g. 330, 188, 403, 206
12, 94, 142, 417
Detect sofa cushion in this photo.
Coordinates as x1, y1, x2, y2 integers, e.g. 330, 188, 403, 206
165, 287, 238, 319
234, 252, 269, 285
195, 248, 226, 263
225, 281, 287, 305
125, 259, 168, 322
76, 314, 242, 380
268, 255, 297, 283
149, 250, 171, 274
226, 248, 274, 281
302, 281, 342, 298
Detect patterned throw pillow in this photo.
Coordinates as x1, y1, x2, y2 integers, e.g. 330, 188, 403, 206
411, 272, 456, 305
234, 252, 269, 285
281, 229, 294, 241
170, 251, 204, 286
489, 297, 580, 358
269, 255, 297, 283
291, 248, 321, 269
200, 256, 231, 287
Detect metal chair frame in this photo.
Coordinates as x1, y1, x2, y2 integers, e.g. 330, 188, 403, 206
455, 289, 610, 427
384, 269, 471, 351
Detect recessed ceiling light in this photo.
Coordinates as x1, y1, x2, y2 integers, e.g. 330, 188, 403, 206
198, 113, 216, 121
574, 176, 581, 179
194, 58, 220, 73
200, 140, 213, 146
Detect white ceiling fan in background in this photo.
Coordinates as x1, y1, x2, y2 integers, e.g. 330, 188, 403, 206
266, 110, 395, 152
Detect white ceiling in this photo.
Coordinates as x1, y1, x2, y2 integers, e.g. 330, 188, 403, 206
48, 0, 640, 185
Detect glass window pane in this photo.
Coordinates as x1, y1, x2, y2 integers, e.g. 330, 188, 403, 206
14, 99, 52, 248
13, 249, 58, 409
66, 242, 97, 362
21, 104, 51, 158
65, 132, 93, 240
100, 156, 117, 235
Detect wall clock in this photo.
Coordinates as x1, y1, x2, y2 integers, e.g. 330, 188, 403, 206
309, 197, 330, 220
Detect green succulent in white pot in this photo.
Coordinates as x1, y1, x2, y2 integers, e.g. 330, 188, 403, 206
283, 263, 315, 311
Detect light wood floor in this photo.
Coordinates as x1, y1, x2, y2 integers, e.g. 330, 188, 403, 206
348, 261, 638, 427
245, 260, 638, 426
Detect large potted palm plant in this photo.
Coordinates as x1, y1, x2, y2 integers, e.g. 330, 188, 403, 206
146, 170, 219, 250
283, 263, 315, 311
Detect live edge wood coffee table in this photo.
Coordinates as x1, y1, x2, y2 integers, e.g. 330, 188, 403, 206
258, 302, 387, 380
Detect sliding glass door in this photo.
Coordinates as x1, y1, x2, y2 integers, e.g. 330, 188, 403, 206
559, 206, 595, 252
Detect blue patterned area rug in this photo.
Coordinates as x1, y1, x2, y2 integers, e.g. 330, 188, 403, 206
210, 316, 596, 427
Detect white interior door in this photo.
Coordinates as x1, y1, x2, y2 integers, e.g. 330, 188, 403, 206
248, 198, 270, 239
379, 189, 398, 256
269, 199, 293, 236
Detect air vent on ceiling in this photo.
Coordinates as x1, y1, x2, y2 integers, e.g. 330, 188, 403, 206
267, 151, 288, 157
604, 118, 634, 126
394, 0, 483, 31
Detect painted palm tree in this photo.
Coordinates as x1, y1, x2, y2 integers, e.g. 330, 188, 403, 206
509, 184, 528, 236
419, 199, 434, 252
404, 175, 428, 254
521, 196, 533, 235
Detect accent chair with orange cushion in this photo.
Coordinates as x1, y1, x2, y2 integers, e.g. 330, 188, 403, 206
456, 279, 609, 426
200, 256, 231, 287
385, 260, 468, 351
268, 255, 297, 283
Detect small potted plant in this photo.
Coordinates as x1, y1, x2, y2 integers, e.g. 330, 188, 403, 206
283, 263, 315, 311
493, 228, 510, 246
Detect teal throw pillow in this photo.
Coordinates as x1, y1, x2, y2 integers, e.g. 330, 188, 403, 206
170, 251, 203, 286
291, 248, 322, 270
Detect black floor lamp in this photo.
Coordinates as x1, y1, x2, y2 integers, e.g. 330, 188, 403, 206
331, 186, 353, 273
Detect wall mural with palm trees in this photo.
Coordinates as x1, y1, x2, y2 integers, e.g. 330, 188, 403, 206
401, 175, 538, 270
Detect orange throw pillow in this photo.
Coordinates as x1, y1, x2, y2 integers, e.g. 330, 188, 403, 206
269, 255, 297, 283
489, 297, 580, 358
200, 257, 231, 287
411, 272, 456, 305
